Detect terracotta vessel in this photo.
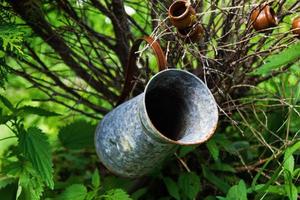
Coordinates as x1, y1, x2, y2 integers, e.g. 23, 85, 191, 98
250, 4, 278, 31
177, 24, 204, 42
168, 0, 197, 29
292, 16, 300, 37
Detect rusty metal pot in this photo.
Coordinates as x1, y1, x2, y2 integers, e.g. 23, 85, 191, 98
168, 0, 197, 30
292, 16, 300, 37
177, 23, 204, 42
95, 37, 218, 178
250, 4, 278, 31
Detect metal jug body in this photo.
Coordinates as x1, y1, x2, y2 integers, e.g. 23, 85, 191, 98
95, 69, 218, 178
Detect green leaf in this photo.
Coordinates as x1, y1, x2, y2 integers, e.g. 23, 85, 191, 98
57, 184, 87, 200
18, 172, 45, 200
0, 176, 15, 189
285, 183, 298, 200
284, 154, 294, 174
92, 169, 100, 188
206, 139, 219, 161
103, 189, 132, 200
163, 177, 180, 200
131, 188, 147, 200
0, 115, 13, 124
18, 106, 60, 117
225, 180, 247, 200
202, 165, 230, 193
0, 50, 5, 58
18, 127, 54, 189
249, 184, 285, 195
179, 145, 197, 157
252, 42, 300, 75
58, 120, 96, 150
178, 172, 201, 200
0, 94, 14, 111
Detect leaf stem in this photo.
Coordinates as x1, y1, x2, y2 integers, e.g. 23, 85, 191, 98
0, 136, 17, 142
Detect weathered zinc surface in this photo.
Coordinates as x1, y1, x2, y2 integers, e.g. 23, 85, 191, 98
95, 69, 218, 178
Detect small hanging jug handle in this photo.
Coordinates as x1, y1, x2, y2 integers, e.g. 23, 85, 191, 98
117, 36, 168, 105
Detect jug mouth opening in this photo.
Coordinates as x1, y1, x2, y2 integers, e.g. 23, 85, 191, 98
169, 1, 189, 19
143, 69, 218, 145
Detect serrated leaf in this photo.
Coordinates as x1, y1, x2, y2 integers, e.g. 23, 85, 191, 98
92, 169, 100, 188
58, 184, 87, 200
0, 94, 14, 111
18, 127, 54, 189
58, 120, 96, 150
178, 172, 201, 200
163, 177, 180, 200
103, 189, 132, 200
225, 180, 247, 200
18, 172, 44, 200
252, 42, 300, 75
18, 106, 60, 117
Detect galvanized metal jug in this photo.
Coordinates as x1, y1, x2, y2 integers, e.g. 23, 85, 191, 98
95, 37, 218, 178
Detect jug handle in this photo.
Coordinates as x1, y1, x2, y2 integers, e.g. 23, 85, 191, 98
117, 36, 168, 105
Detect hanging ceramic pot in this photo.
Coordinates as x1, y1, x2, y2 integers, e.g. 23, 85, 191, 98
292, 16, 300, 37
168, 0, 197, 30
177, 23, 204, 42
250, 4, 278, 31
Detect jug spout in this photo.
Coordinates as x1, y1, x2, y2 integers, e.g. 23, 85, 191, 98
95, 69, 218, 177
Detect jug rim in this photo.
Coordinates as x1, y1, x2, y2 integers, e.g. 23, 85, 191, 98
142, 69, 219, 146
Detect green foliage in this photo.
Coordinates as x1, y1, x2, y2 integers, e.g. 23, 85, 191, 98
18, 106, 60, 117
57, 184, 87, 200
178, 172, 201, 200
0, 94, 14, 111
163, 177, 180, 200
18, 127, 54, 189
58, 120, 96, 150
1, 1, 300, 200
218, 180, 247, 200
253, 42, 300, 75
0, 24, 25, 54
103, 189, 132, 200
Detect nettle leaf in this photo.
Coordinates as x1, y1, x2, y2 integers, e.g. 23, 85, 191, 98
18, 106, 60, 117
92, 169, 100, 188
18, 127, 54, 189
252, 42, 300, 75
225, 180, 247, 200
58, 120, 96, 150
163, 177, 180, 200
103, 189, 132, 200
178, 172, 201, 200
0, 94, 14, 111
18, 171, 45, 200
58, 184, 87, 200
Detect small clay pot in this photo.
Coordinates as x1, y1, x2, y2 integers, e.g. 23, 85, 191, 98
177, 24, 204, 43
168, 0, 197, 30
250, 4, 278, 31
292, 16, 300, 37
